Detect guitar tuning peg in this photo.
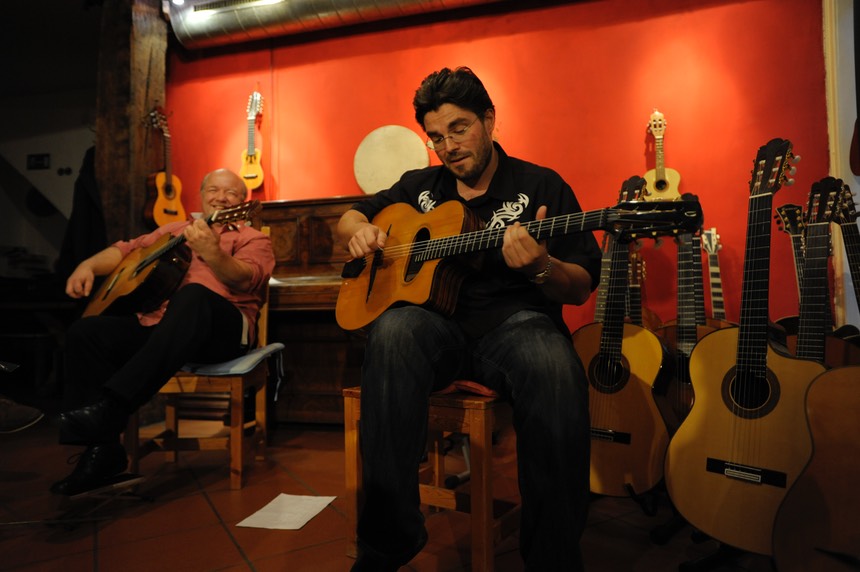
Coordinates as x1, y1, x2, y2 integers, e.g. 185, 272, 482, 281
788, 166, 797, 176
792, 154, 801, 164
784, 178, 795, 186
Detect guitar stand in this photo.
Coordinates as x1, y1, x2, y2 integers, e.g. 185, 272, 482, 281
623, 483, 658, 517
678, 542, 744, 572
51, 473, 151, 530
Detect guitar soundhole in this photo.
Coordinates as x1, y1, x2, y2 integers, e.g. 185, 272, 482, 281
588, 354, 630, 394
405, 227, 430, 281
721, 366, 780, 419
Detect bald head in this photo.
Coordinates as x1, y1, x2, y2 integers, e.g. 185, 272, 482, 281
199, 169, 247, 216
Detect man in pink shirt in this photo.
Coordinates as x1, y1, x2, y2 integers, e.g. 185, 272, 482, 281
51, 168, 275, 495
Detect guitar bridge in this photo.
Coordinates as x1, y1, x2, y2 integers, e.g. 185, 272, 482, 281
705, 457, 787, 488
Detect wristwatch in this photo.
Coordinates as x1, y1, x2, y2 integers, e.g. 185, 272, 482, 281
529, 256, 553, 284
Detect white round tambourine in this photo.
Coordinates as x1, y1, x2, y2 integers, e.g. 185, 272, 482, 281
354, 125, 430, 194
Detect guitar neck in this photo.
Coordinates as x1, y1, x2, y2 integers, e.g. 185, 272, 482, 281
675, 233, 699, 355
247, 115, 256, 154
737, 192, 776, 371
840, 220, 860, 311
599, 238, 629, 358
164, 134, 173, 181
655, 136, 666, 179
705, 251, 727, 321
796, 220, 831, 362
789, 234, 805, 299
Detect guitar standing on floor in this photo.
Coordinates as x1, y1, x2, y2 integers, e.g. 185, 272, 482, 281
664, 138, 826, 556
572, 176, 674, 500
144, 107, 186, 228
240, 90, 264, 192
643, 109, 681, 200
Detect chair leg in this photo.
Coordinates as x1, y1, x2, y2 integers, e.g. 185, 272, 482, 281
124, 413, 140, 474
229, 383, 244, 490
343, 392, 361, 559
469, 407, 494, 572
255, 380, 267, 460
165, 400, 179, 464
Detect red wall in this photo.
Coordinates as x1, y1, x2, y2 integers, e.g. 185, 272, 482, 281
165, 0, 828, 334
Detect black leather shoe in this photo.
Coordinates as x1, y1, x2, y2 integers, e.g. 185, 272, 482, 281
50, 443, 129, 496
350, 528, 428, 572
59, 397, 129, 444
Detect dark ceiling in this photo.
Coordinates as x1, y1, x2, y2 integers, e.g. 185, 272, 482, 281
3, 0, 103, 100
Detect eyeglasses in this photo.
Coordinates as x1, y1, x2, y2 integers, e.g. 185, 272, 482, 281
425, 117, 480, 151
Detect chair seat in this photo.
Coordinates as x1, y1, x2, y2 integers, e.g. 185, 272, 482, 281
180, 343, 285, 375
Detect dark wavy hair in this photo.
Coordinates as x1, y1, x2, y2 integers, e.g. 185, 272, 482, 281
412, 67, 495, 127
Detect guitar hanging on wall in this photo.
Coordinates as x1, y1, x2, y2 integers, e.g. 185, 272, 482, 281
240, 90, 264, 192
144, 107, 186, 228
643, 109, 681, 200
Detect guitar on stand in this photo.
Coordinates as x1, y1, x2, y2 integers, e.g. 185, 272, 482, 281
240, 90, 264, 192
643, 109, 681, 200
572, 176, 673, 506
665, 138, 826, 557
144, 107, 186, 228
83, 201, 261, 318
835, 183, 860, 318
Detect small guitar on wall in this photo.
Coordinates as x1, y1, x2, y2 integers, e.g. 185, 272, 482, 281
240, 90, 264, 192
643, 109, 681, 200
144, 107, 186, 228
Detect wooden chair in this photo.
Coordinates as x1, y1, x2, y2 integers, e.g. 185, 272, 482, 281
124, 228, 284, 490
343, 383, 521, 571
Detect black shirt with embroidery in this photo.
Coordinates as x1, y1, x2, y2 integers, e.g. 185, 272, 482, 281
351, 143, 603, 338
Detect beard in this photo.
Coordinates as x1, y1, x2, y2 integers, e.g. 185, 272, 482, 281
444, 133, 493, 187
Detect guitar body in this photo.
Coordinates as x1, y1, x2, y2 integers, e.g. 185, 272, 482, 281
240, 148, 264, 191
772, 365, 860, 571
83, 234, 192, 318
654, 323, 716, 431
642, 166, 681, 200
145, 171, 186, 227
573, 321, 670, 497
665, 326, 825, 555
335, 201, 482, 331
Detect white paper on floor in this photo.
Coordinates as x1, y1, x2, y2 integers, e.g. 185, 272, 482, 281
236, 493, 337, 530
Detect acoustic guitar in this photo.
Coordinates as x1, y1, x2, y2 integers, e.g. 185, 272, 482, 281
335, 195, 704, 331
240, 91, 264, 192
573, 176, 672, 498
144, 107, 186, 227
835, 183, 860, 312
784, 178, 860, 367
643, 109, 681, 200
83, 200, 261, 318
664, 138, 826, 556
771, 364, 860, 571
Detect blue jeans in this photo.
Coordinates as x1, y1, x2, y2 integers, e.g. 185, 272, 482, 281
357, 306, 590, 571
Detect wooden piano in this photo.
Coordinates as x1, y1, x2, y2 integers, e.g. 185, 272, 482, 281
260, 196, 367, 424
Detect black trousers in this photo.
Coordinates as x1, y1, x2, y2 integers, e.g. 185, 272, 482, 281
60, 284, 246, 444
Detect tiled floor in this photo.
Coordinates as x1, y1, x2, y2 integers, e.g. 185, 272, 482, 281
0, 398, 776, 572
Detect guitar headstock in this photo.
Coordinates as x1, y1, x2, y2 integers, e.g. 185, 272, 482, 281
775, 204, 804, 237
147, 106, 170, 139
247, 91, 264, 121
618, 175, 647, 202
749, 138, 798, 197
648, 109, 667, 138
701, 227, 722, 255
628, 251, 646, 287
613, 193, 703, 238
805, 176, 842, 226
208, 200, 262, 226
836, 182, 858, 225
